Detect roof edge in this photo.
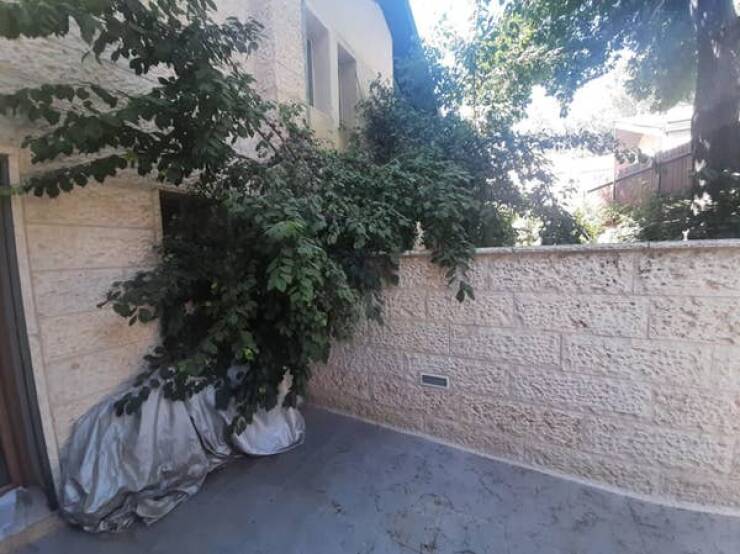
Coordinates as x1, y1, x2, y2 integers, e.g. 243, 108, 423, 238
376, 0, 421, 60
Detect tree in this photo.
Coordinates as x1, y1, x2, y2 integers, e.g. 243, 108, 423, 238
467, 0, 740, 237
0, 0, 477, 430
426, 8, 616, 245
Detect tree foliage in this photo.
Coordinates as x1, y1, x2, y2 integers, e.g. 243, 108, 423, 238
424, 9, 617, 245
610, 176, 740, 242
360, 78, 521, 247
489, 1, 697, 113
469, 0, 740, 241
0, 0, 477, 430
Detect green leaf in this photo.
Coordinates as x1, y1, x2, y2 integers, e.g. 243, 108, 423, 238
74, 13, 96, 44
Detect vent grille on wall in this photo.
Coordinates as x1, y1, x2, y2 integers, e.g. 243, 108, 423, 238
420, 374, 449, 389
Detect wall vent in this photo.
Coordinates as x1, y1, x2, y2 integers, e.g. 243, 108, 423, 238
420, 373, 449, 389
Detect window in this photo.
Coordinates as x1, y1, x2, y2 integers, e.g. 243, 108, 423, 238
304, 9, 331, 114
159, 190, 211, 240
338, 44, 359, 129
306, 38, 315, 107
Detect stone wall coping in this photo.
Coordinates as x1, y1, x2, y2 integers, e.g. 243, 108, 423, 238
402, 238, 740, 258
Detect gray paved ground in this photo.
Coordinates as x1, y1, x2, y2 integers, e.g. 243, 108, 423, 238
18, 408, 740, 553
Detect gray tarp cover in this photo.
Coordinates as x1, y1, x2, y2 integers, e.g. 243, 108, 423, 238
60, 377, 305, 533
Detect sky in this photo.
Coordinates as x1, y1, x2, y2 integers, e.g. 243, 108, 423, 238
409, 0, 476, 40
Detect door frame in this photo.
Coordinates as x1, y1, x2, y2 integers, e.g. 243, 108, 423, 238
0, 155, 57, 506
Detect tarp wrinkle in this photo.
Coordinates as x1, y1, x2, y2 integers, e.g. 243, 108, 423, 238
60, 372, 305, 533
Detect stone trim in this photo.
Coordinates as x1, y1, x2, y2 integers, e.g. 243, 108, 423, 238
402, 238, 740, 258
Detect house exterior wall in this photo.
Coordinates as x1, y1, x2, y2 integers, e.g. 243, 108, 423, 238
6, 167, 161, 486
309, 0, 393, 82
0, 0, 395, 486
304, 0, 394, 144
0, 26, 169, 483
310, 240, 740, 514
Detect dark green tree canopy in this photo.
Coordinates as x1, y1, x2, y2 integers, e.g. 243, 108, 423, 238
452, 1, 699, 122
502, 1, 697, 112
456, 1, 739, 165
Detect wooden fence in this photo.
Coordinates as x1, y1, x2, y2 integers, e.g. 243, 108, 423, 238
589, 143, 693, 205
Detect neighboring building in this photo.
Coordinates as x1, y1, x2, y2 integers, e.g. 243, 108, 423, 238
0, 0, 417, 532
589, 104, 694, 206
613, 104, 692, 177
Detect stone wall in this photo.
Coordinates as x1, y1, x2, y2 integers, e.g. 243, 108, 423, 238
309, 241, 740, 513
0, 0, 395, 485
7, 172, 161, 482
0, 0, 305, 484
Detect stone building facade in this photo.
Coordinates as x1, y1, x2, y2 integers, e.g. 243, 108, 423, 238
0, 0, 400, 503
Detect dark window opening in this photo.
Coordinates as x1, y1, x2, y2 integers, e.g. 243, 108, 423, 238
306, 39, 315, 107
159, 190, 212, 239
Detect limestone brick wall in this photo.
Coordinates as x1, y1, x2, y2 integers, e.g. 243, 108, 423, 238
7, 168, 161, 483
0, 0, 307, 482
0, 30, 170, 480
310, 241, 740, 513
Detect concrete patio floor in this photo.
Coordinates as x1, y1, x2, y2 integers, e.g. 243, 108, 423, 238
18, 407, 740, 554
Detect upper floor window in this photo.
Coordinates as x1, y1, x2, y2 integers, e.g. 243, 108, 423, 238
305, 9, 331, 114
338, 44, 359, 130
305, 38, 315, 107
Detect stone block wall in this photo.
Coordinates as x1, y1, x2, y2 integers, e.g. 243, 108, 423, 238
0, 0, 307, 484
309, 241, 740, 513
8, 177, 160, 482
1, 0, 395, 487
